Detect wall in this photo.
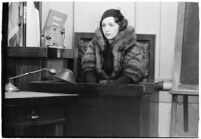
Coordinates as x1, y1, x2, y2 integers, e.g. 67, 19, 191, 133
42, 2, 179, 137
74, 2, 135, 32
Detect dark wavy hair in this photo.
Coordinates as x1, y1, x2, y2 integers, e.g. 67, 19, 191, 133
113, 17, 128, 31
99, 9, 128, 37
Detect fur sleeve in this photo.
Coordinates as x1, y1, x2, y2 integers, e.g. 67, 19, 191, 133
82, 41, 96, 73
122, 42, 149, 82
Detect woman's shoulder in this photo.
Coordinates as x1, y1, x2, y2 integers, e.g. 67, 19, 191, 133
86, 28, 102, 46
125, 26, 135, 34
114, 26, 135, 52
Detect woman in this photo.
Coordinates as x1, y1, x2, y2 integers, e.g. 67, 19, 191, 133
82, 9, 149, 84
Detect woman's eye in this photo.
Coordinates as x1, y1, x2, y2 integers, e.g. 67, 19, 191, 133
109, 23, 115, 27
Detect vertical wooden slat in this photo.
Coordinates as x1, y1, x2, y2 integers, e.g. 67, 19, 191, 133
183, 95, 188, 132
55, 123, 63, 136
15, 58, 43, 91
2, 3, 9, 93
140, 91, 159, 137
140, 94, 150, 137
170, 95, 178, 136
149, 91, 159, 136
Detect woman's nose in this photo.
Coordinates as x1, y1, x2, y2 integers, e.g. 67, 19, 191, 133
105, 26, 110, 31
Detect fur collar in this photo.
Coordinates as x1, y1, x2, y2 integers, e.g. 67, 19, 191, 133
93, 26, 137, 52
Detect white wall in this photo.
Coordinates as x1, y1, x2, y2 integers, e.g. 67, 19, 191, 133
74, 2, 135, 32
158, 3, 178, 136
160, 2, 178, 80
135, 2, 161, 80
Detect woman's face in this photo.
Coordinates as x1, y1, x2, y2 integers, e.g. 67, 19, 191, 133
101, 17, 120, 40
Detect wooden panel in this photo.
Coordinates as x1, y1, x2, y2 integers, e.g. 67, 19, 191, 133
5, 58, 16, 83
140, 91, 159, 137
137, 34, 155, 82
28, 82, 160, 137
7, 47, 47, 58
30, 82, 144, 96
30, 81, 163, 95
2, 3, 9, 93
7, 47, 74, 58
64, 96, 142, 137
5, 57, 71, 91
140, 94, 151, 136
2, 3, 8, 49
47, 48, 73, 58
3, 93, 77, 137
180, 2, 199, 85
149, 91, 159, 136
171, 2, 199, 95
73, 33, 94, 82
15, 58, 43, 91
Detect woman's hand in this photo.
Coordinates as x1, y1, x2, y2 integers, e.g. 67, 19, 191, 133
100, 79, 115, 84
100, 80, 109, 84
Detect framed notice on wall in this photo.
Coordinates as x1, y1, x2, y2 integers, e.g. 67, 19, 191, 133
44, 9, 67, 28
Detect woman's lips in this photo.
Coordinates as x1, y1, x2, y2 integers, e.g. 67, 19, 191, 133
105, 33, 111, 37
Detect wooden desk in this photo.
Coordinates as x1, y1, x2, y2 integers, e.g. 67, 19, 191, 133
30, 81, 162, 137
3, 91, 78, 137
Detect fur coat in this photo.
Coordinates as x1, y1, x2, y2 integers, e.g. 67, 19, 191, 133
82, 26, 149, 82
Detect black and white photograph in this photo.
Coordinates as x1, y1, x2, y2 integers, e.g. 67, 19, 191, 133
1, 1, 199, 138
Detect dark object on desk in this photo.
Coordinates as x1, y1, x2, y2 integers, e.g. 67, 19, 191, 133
2, 91, 78, 137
